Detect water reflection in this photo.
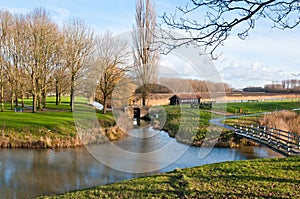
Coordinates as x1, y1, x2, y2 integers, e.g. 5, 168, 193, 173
0, 128, 283, 199
0, 148, 139, 199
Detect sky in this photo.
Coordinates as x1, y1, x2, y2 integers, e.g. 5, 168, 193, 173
1, 0, 299, 89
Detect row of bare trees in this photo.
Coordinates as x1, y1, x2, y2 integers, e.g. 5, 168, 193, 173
159, 77, 233, 93
265, 79, 300, 93
0, 8, 142, 114
0, 8, 95, 112
0, 1, 159, 114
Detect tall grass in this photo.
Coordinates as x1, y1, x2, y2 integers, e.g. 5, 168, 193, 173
259, 111, 300, 135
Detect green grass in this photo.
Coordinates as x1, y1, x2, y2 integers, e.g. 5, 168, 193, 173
220, 101, 300, 131
214, 101, 300, 114
160, 102, 300, 145
162, 106, 213, 142
0, 111, 75, 135
39, 156, 300, 199
0, 98, 116, 147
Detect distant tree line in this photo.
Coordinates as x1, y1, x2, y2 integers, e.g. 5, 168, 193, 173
243, 79, 300, 93
158, 77, 233, 93
265, 79, 300, 93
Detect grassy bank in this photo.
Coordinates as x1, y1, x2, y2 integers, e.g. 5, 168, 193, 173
159, 101, 300, 147
39, 156, 300, 199
0, 98, 124, 148
160, 106, 240, 147
216, 101, 300, 114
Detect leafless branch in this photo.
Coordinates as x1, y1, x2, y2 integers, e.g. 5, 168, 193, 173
161, 0, 300, 58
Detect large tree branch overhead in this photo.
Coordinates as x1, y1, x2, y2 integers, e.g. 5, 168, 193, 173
162, 0, 300, 58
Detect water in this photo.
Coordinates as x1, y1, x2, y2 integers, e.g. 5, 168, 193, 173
0, 128, 283, 199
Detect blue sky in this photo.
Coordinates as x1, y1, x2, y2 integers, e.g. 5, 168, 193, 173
1, 0, 299, 89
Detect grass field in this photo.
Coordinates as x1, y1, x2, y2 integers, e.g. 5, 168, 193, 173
162, 106, 212, 141
39, 156, 300, 199
0, 97, 116, 148
214, 101, 300, 114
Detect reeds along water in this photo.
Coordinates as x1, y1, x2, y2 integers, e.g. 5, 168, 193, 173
259, 111, 300, 135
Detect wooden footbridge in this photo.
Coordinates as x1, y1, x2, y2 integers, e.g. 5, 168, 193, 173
234, 125, 300, 156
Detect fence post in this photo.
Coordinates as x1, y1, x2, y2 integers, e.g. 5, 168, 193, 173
249, 124, 254, 136
252, 125, 256, 137
268, 128, 273, 145
287, 132, 291, 156
276, 129, 280, 149
263, 126, 267, 139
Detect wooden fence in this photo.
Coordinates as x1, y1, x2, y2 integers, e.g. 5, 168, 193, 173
234, 125, 300, 156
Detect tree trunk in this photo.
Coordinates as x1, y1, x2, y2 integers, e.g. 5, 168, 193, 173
55, 79, 59, 105
42, 87, 47, 109
32, 72, 37, 113
0, 73, 4, 112
21, 93, 24, 108
102, 96, 107, 114
37, 92, 42, 110
10, 91, 14, 110
142, 92, 147, 106
70, 74, 75, 112
15, 94, 18, 107
59, 91, 62, 105
142, 97, 146, 106
32, 93, 36, 113
0, 90, 3, 112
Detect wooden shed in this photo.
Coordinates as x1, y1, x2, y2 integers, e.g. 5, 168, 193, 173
169, 94, 201, 105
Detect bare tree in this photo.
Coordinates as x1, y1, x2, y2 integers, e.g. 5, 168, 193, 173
0, 60, 3, 112
162, 0, 300, 58
0, 11, 24, 111
95, 32, 130, 114
0, 11, 12, 111
132, 0, 160, 106
62, 18, 95, 112
10, 13, 29, 109
22, 9, 59, 112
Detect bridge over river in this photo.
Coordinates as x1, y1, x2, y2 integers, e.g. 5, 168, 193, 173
234, 125, 300, 156
210, 111, 300, 157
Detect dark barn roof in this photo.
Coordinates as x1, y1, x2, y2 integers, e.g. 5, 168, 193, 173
169, 94, 202, 100
169, 94, 201, 105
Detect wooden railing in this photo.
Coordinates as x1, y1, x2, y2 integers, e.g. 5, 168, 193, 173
234, 125, 300, 156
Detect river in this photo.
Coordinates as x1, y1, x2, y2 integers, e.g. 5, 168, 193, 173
0, 127, 283, 199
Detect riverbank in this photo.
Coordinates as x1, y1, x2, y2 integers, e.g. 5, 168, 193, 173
39, 156, 300, 199
0, 110, 126, 149
157, 106, 257, 148
158, 101, 300, 148
0, 125, 126, 148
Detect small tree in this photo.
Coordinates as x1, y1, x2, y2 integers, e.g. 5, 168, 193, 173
95, 32, 130, 114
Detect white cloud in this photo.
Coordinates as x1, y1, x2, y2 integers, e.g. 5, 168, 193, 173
218, 61, 291, 89
214, 26, 300, 88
